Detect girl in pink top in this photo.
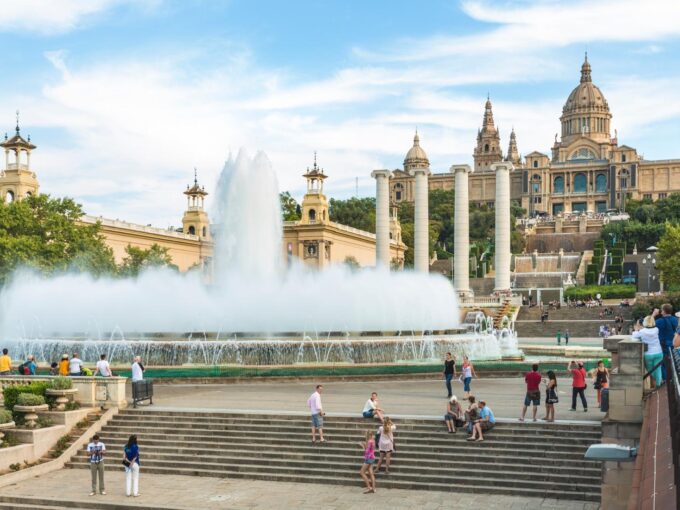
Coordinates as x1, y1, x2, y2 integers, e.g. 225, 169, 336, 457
359, 431, 376, 493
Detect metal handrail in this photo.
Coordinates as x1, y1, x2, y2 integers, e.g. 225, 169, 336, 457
667, 349, 680, 508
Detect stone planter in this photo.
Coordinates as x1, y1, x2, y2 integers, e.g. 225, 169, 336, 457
46, 388, 78, 411
14, 404, 49, 428
0, 421, 16, 441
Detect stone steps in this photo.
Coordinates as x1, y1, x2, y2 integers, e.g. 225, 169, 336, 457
0, 495, 176, 510
64, 409, 602, 501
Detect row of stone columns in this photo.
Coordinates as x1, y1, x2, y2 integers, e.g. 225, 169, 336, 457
372, 162, 513, 296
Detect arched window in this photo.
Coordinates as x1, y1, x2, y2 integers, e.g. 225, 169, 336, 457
484, 144, 489, 153
570, 148, 596, 160
25, 191, 32, 197
4, 190, 14, 203
309, 209, 316, 221
322, 210, 326, 221
554, 176, 564, 194
573, 173, 587, 193
394, 183, 403, 201
202, 226, 207, 237
188, 225, 196, 235
595, 174, 607, 193
622, 154, 627, 162
533, 160, 538, 168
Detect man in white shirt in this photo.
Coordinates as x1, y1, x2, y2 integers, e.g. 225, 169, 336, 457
95, 354, 112, 377
86, 434, 106, 496
69, 352, 83, 376
131, 356, 144, 382
362, 392, 385, 422
306, 385, 325, 443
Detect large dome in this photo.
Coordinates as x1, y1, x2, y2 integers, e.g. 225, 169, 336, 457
562, 56, 609, 116
403, 131, 429, 171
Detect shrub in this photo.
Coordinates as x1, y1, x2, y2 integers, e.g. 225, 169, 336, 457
15, 393, 46, 407
565, 284, 637, 300
9, 463, 20, 471
2, 382, 49, 411
49, 377, 73, 390
0, 410, 13, 424
632, 292, 680, 321
36, 416, 53, 428
64, 401, 81, 411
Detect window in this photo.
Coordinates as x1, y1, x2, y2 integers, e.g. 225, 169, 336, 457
595, 174, 607, 193
570, 148, 596, 160
533, 160, 538, 168
596, 201, 607, 213
622, 154, 627, 162
532, 182, 540, 194
533, 196, 541, 204
394, 183, 403, 202
572, 202, 587, 213
484, 144, 489, 153
643, 194, 652, 201
202, 226, 207, 237
552, 203, 564, 215
309, 209, 316, 221
188, 225, 195, 235
659, 193, 667, 200
4, 190, 14, 203
573, 173, 587, 193
553, 176, 565, 194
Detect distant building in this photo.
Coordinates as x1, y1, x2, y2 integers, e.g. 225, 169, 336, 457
389, 55, 680, 216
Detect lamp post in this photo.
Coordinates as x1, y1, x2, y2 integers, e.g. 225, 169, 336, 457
641, 253, 657, 294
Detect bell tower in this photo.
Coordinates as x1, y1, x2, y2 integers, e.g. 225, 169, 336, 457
0, 112, 39, 203
300, 153, 329, 225
182, 169, 211, 240
473, 96, 503, 171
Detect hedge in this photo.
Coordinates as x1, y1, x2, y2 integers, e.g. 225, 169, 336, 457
632, 293, 680, 321
565, 284, 637, 300
16, 393, 45, 406
3, 382, 49, 411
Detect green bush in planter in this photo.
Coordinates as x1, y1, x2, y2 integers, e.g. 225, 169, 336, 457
3, 382, 49, 411
0, 409, 13, 424
50, 377, 73, 390
15, 393, 46, 407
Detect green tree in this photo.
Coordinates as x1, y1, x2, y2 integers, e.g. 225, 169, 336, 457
280, 192, 301, 221
657, 223, 680, 289
329, 197, 376, 232
118, 244, 178, 277
0, 194, 116, 284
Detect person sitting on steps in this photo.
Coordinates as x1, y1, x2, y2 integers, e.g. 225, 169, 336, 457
362, 392, 385, 423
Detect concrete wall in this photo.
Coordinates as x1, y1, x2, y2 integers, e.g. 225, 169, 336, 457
0, 376, 128, 409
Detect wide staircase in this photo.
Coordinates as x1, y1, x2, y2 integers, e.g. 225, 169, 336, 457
62, 409, 602, 502
492, 299, 512, 328
516, 306, 633, 337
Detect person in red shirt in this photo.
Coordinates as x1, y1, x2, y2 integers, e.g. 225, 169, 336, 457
568, 360, 588, 412
520, 364, 542, 422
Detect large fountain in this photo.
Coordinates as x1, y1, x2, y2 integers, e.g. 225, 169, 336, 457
0, 150, 519, 366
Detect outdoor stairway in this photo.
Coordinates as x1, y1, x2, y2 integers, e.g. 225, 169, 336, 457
67, 409, 603, 502
0, 496, 178, 510
492, 299, 511, 328
516, 306, 633, 337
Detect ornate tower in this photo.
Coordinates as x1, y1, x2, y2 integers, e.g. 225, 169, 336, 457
300, 153, 329, 225
506, 128, 521, 165
0, 112, 39, 203
182, 169, 211, 240
473, 96, 503, 171
403, 130, 429, 173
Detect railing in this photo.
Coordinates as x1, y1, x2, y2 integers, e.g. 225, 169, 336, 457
80, 215, 201, 241
668, 349, 680, 508
5, 163, 28, 171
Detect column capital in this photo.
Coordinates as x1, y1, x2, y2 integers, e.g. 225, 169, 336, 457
408, 167, 431, 177
371, 169, 393, 179
449, 164, 473, 175
490, 162, 515, 173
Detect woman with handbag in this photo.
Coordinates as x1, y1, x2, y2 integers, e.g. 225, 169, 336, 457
123, 435, 140, 497
593, 361, 609, 407
543, 370, 558, 422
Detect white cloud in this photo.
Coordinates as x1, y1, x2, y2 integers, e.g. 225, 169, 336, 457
0, 0, 159, 34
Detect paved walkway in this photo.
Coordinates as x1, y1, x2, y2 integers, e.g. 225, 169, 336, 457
2, 469, 600, 509
143, 376, 605, 422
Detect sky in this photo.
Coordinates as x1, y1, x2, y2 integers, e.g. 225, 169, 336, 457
1, 0, 680, 227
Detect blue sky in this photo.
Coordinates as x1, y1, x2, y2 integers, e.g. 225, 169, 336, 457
1, 0, 680, 226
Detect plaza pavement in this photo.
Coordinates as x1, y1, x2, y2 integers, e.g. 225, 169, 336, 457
3, 469, 600, 510
143, 376, 605, 422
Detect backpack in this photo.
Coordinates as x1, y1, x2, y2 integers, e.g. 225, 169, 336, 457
18, 363, 30, 375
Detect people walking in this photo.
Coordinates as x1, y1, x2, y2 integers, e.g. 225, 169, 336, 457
593, 360, 610, 407
556, 330, 562, 346
543, 370, 558, 422
461, 356, 477, 400
362, 392, 385, 423
633, 316, 663, 388
520, 364, 541, 422
443, 352, 456, 398
0, 348, 12, 375
568, 361, 588, 412
375, 417, 396, 474
307, 385, 325, 444
123, 435, 140, 497
95, 354, 112, 377
131, 356, 144, 382
87, 434, 106, 496
444, 396, 463, 433
565, 329, 570, 345
359, 430, 376, 493
467, 400, 495, 442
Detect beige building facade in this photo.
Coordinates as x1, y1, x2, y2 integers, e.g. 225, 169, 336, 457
390, 56, 680, 215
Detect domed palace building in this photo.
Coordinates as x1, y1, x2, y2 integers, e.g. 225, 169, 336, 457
390, 55, 680, 219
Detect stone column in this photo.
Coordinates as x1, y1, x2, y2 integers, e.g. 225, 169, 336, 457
450, 165, 473, 297
410, 168, 431, 272
371, 170, 392, 268
492, 162, 514, 293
